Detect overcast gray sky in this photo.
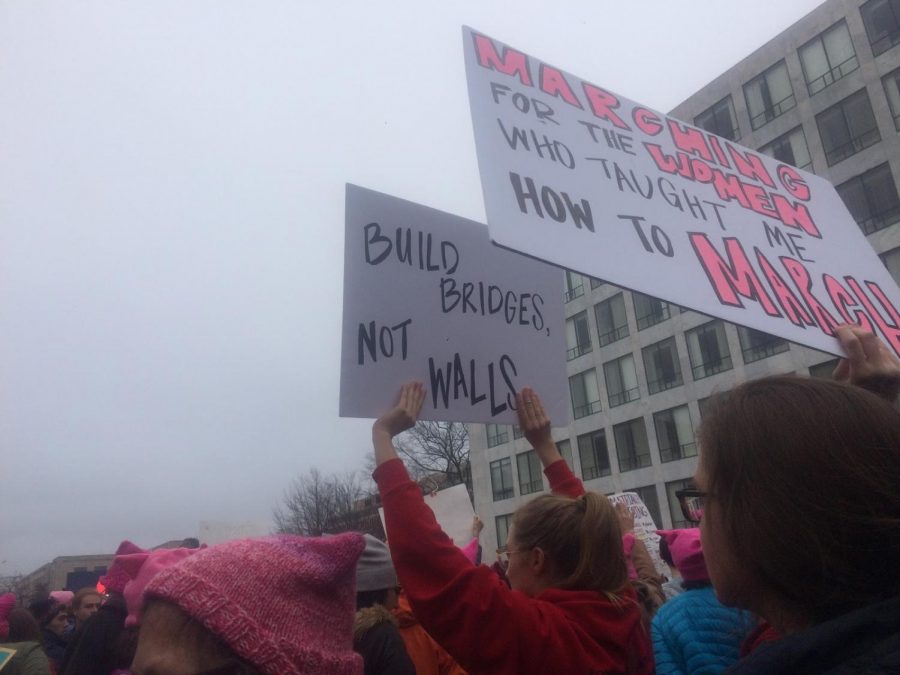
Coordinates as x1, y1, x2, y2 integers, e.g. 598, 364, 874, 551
0, 0, 825, 574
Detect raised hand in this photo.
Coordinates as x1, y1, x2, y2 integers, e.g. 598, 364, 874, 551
374, 381, 426, 438
472, 515, 484, 539
833, 325, 900, 402
615, 503, 635, 534
373, 381, 426, 467
515, 387, 561, 466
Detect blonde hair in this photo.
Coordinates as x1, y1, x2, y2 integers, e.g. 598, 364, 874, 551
511, 491, 628, 594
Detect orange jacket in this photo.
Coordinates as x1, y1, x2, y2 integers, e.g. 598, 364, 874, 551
393, 593, 467, 675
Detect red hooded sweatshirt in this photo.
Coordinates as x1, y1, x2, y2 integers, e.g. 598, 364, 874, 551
374, 457, 654, 675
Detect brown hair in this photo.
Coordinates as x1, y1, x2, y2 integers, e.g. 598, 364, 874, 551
8, 607, 42, 642
699, 375, 900, 623
72, 587, 101, 610
511, 491, 628, 595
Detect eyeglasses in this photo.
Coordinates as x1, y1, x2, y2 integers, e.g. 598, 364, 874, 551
675, 489, 707, 524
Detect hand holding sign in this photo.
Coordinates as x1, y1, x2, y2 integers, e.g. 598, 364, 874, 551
834, 324, 900, 402
373, 381, 426, 467
515, 387, 563, 467
615, 503, 636, 534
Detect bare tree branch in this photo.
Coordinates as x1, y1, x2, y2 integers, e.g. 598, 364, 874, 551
397, 421, 470, 493
274, 468, 378, 537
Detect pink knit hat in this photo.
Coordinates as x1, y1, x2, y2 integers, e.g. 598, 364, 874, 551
0, 593, 15, 639
119, 547, 200, 627
657, 528, 709, 583
49, 590, 74, 605
100, 540, 147, 594
145, 533, 365, 675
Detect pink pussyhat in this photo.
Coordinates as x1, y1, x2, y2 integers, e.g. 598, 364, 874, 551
49, 590, 74, 605
99, 540, 148, 594
657, 528, 709, 583
118, 547, 201, 627
145, 533, 365, 675
0, 593, 16, 639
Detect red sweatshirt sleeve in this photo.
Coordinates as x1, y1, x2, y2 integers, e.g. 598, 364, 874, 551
374, 458, 567, 674
544, 458, 585, 497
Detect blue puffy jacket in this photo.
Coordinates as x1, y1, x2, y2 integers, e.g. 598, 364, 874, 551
652, 585, 756, 675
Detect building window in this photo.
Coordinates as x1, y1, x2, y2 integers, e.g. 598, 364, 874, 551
653, 406, 697, 463
495, 513, 513, 549
486, 424, 509, 448
885, 68, 900, 131
697, 396, 712, 419
634, 485, 663, 527
512, 425, 524, 439
809, 358, 841, 379
744, 61, 795, 130
642, 338, 684, 394
836, 163, 900, 235
633, 292, 671, 330
570, 368, 602, 419
590, 277, 606, 289
565, 311, 593, 361
517, 450, 543, 495
595, 293, 629, 346
603, 354, 640, 407
881, 247, 900, 286
799, 21, 858, 95
861, 0, 900, 57
490, 458, 514, 501
694, 96, 739, 140
666, 478, 696, 529
613, 418, 652, 472
759, 127, 812, 172
816, 89, 881, 166
737, 326, 789, 363
564, 270, 584, 303
556, 439, 575, 470
686, 321, 733, 380
578, 430, 611, 480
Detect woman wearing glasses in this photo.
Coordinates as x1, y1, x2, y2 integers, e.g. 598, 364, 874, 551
372, 383, 654, 675
690, 325, 900, 672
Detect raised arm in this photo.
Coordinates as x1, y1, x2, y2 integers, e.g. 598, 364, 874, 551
516, 387, 584, 498
373, 383, 552, 673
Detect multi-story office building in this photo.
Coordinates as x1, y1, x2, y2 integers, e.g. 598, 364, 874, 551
469, 0, 900, 556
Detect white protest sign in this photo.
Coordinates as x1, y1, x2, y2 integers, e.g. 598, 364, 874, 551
340, 184, 568, 423
608, 492, 668, 578
198, 521, 270, 546
608, 492, 672, 578
463, 27, 900, 357
379, 483, 476, 548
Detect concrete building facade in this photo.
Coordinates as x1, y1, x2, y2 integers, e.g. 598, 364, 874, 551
469, 0, 900, 556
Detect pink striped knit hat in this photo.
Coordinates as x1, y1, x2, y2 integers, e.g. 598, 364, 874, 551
145, 533, 365, 675
100, 540, 147, 594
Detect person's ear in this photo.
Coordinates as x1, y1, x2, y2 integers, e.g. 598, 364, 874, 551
530, 547, 547, 577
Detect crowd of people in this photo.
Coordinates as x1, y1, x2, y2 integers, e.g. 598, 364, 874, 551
1, 323, 899, 674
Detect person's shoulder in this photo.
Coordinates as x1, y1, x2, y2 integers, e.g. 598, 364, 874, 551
0, 641, 42, 651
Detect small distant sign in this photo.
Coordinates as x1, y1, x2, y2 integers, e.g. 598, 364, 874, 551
608, 491, 668, 578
